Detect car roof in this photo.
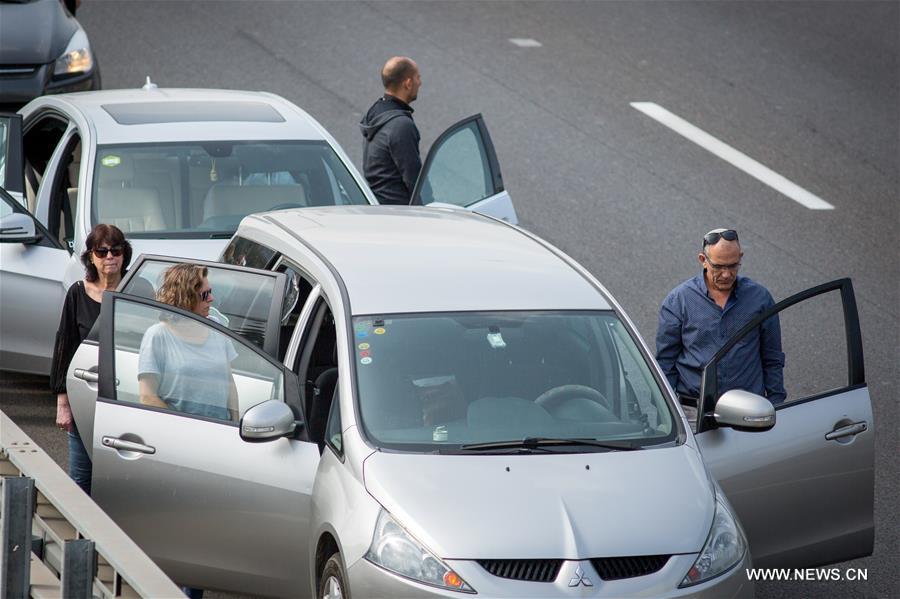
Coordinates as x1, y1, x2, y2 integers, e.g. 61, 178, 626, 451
48, 88, 327, 145
242, 206, 613, 315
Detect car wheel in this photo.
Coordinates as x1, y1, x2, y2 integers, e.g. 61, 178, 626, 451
319, 553, 349, 599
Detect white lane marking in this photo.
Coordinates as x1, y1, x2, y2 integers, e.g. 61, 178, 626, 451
631, 102, 835, 210
509, 38, 542, 47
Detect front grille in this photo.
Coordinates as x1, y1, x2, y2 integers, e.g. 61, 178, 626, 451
478, 559, 562, 583
0, 65, 37, 77
591, 555, 670, 580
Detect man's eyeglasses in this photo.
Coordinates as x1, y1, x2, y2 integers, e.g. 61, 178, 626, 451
702, 229, 739, 248
93, 246, 123, 258
199, 288, 213, 302
703, 254, 741, 272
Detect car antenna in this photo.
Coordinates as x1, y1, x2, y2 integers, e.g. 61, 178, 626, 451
142, 76, 158, 91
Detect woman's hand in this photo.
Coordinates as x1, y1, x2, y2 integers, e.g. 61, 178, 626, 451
56, 393, 74, 432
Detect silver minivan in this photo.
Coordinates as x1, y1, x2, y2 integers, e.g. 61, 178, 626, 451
66, 207, 873, 598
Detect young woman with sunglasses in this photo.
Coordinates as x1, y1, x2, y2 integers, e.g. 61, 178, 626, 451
50, 224, 132, 495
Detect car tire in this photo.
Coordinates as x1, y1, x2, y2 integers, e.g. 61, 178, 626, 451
319, 553, 350, 599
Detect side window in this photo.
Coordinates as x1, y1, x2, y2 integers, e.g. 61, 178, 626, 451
275, 261, 315, 361
221, 235, 278, 269
120, 258, 281, 353
23, 116, 67, 213
112, 298, 286, 422
418, 121, 492, 207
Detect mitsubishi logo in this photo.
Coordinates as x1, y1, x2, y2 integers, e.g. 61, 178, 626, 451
568, 565, 594, 587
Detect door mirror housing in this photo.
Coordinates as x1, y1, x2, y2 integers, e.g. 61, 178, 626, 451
714, 389, 775, 431
240, 399, 298, 442
0, 212, 42, 244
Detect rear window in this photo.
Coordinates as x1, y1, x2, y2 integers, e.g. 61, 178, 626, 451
91, 141, 369, 239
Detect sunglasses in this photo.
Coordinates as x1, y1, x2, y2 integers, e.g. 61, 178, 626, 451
93, 246, 124, 258
199, 288, 213, 302
702, 229, 739, 248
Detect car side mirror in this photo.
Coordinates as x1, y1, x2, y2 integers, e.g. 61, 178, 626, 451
240, 399, 298, 442
713, 389, 776, 432
0, 213, 42, 244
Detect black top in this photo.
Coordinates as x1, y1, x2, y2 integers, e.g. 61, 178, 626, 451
359, 95, 422, 205
50, 281, 101, 394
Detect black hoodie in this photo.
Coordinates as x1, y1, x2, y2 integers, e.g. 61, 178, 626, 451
359, 95, 422, 205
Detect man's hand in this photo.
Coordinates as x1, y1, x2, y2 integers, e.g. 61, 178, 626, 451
56, 393, 74, 432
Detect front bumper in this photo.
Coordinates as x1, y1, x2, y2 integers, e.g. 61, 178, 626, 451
347, 552, 753, 598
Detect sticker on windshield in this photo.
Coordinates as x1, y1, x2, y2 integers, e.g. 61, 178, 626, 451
360, 357, 373, 365
359, 350, 371, 358
356, 330, 368, 338
374, 327, 386, 335
487, 327, 506, 349
358, 342, 370, 350
101, 155, 121, 167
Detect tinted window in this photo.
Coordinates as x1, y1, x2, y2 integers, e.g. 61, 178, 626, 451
91, 141, 368, 238
102, 101, 286, 125
221, 236, 278, 269
353, 311, 675, 452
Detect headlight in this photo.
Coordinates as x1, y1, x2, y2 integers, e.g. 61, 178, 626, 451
53, 29, 93, 77
680, 494, 747, 587
366, 508, 475, 593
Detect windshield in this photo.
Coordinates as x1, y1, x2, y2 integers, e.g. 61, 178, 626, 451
353, 311, 677, 452
91, 141, 368, 238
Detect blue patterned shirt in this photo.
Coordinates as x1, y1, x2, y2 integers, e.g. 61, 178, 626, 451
656, 272, 786, 404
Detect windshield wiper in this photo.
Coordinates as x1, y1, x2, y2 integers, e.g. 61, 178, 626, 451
459, 437, 639, 452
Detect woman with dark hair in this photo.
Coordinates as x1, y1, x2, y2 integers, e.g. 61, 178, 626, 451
50, 223, 132, 495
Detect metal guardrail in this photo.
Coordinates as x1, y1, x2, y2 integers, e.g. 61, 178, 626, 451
0, 410, 182, 598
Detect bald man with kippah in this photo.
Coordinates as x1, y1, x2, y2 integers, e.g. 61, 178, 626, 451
359, 56, 423, 205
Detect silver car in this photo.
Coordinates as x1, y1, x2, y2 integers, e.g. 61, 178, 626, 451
66, 207, 873, 598
0, 91, 515, 374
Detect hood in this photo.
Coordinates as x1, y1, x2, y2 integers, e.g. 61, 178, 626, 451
0, 0, 77, 65
127, 238, 229, 263
359, 96, 413, 141
364, 445, 714, 560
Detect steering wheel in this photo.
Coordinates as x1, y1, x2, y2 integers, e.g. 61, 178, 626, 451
535, 384, 612, 412
268, 203, 304, 211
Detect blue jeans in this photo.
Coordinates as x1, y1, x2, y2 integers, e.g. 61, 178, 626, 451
67, 426, 92, 495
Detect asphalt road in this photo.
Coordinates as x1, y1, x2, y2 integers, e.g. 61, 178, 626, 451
1, 2, 896, 597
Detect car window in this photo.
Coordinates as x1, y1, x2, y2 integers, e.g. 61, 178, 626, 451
221, 235, 278, 269
353, 311, 676, 452
418, 121, 493, 207
120, 259, 279, 352
112, 298, 286, 422
91, 141, 368, 238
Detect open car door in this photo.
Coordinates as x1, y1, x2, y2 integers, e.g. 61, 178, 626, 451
67, 254, 288, 462
79, 287, 320, 597
695, 279, 873, 568
410, 113, 518, 224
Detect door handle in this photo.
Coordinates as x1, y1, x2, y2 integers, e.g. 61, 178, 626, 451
825, 421, 867, 441
74, 367, 99, 383
101, 436, 156, 455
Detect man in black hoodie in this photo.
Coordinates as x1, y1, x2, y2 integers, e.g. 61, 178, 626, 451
359, 57, 423, 205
